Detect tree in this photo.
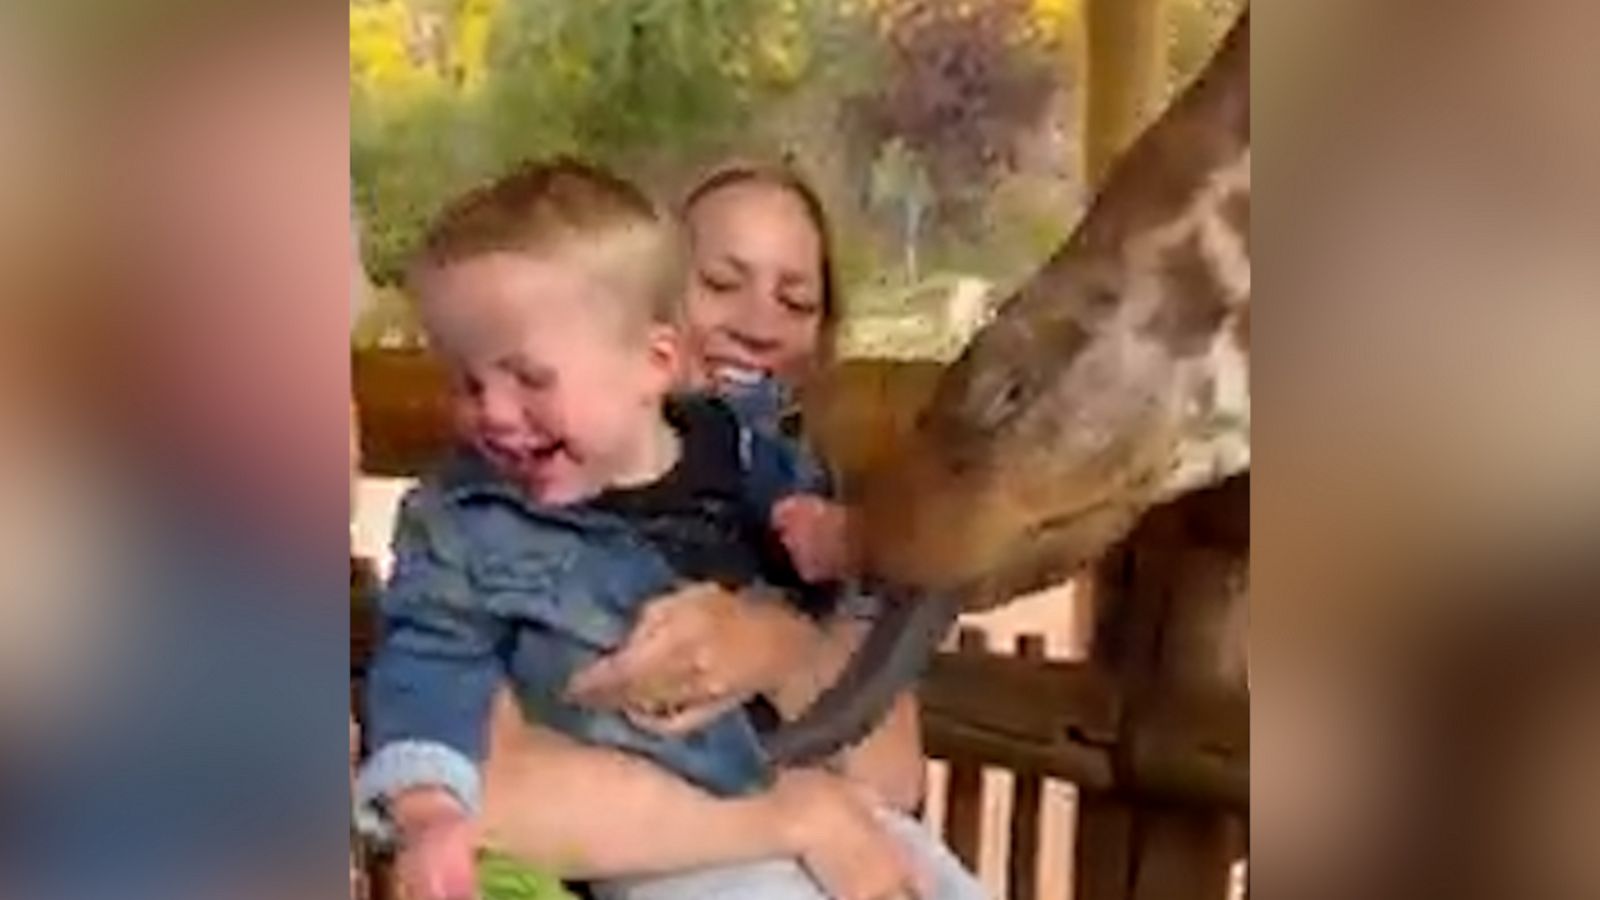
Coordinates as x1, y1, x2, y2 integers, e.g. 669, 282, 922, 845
849, 0, 1063, 233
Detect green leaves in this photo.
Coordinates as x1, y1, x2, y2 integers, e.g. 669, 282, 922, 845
476, 848, 577, 900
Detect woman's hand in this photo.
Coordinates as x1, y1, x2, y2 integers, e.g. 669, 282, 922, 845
771, 769, 927, 900
564, 582, 819, 734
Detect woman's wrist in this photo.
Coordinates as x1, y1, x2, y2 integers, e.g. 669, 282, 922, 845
764, 774, 823, 857
742, 588, 825, 695
765, 611, 862, 716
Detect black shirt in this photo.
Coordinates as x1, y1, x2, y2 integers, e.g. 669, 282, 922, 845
590, 396, 833, 618
591, 397, 763, 587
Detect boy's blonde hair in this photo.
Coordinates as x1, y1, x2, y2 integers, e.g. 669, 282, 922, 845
412, 157, 683, 333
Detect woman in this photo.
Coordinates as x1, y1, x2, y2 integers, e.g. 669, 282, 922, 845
473, 164, 967, 900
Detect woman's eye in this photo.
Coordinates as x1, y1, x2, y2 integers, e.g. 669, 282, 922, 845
779, 294, 820, 316
699, 271, 739, 293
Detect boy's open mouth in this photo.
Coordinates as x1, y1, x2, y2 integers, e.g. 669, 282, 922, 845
524, 437, 566, 464
483, 435, 567, 470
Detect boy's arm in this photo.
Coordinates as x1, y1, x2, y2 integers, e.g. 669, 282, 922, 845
354, 488, 506, 844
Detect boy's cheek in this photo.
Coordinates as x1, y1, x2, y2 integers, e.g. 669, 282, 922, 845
448, 395, 492, 447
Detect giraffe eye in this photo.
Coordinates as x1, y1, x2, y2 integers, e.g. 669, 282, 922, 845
970, 369, 1036, 433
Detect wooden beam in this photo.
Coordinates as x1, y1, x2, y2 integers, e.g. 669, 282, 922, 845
919, 650, 1245, 808
353, 348, 951, 487
921, 651, 1121, 747
352, 349, 452, 477
1083, 0, 1169, 188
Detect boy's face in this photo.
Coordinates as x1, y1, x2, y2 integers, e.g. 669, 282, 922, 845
418, 253, 679, 505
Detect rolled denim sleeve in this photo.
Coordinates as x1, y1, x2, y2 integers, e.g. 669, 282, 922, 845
737, 423, 833, 518
355, 487, 505, 843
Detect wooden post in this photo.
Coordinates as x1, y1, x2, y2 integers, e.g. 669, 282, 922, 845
1083, 0, 1168, 188
1077, 474, 1248, 900
1075, 798, 1135, 900
1129, 810, 1240, 900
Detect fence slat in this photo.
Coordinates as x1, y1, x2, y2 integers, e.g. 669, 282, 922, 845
1007, 635, 1047, 899
943, 628, 989, 871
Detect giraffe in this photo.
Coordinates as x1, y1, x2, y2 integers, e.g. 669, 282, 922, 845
765, 9, 1250, 764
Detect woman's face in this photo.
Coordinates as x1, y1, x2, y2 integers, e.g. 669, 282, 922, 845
683, 181, 826, 386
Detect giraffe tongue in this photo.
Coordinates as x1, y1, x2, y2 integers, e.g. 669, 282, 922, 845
761, 590, 962, 765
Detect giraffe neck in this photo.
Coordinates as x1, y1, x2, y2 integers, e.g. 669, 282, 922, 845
1143, 149, 1252, 500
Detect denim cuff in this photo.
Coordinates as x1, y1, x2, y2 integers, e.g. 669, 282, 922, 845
353, 740, 481, 845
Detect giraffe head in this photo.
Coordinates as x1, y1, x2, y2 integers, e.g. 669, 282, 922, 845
763, 12, 1251, 766
856, 13, 1251, 607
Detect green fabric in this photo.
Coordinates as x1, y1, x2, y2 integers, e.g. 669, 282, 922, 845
477, 848, 578, 900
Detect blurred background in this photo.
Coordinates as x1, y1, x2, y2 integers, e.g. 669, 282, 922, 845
349, 0, 1244, 359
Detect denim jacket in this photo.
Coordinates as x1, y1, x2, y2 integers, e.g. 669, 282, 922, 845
355, 392, 823, 842
717, 374, 833, 499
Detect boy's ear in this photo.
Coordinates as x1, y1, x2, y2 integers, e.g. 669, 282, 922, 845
643, 322, 687, 392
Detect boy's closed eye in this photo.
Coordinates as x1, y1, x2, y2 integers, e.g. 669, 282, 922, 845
499, 357, 556, 391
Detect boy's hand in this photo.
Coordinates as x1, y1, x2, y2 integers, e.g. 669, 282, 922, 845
773, 495, 857, 584
393, 788, 479, 900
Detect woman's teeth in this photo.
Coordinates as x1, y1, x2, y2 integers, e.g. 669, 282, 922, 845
714, 365, 764, 386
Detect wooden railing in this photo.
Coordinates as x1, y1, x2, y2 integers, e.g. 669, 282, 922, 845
927, 628, 1060, 896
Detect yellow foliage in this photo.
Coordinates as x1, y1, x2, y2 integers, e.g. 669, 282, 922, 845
351, 0, 504, 100
350, 0, 441, 102
746, 0, 810, 88
448, 0, 503, 92
1031, 0, 1083, 47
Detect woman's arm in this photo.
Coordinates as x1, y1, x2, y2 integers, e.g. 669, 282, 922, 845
768, 616, 925, 813
476, 691, 920, 900
564, 585, 928, 813
477, 692, 787, 877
